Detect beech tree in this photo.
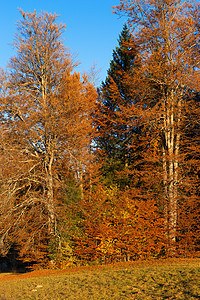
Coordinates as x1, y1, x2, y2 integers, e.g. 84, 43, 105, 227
74, 184, 164, 263
0, 10, 97, 262
114, 0, 200, 254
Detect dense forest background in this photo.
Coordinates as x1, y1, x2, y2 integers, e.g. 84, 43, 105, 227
0, 0, 199, 270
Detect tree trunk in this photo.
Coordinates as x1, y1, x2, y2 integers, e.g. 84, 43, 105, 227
46, 150, 56, 236
162, 91, 181, 255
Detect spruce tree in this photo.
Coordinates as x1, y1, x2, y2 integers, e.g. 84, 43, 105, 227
97, 24, 138, 187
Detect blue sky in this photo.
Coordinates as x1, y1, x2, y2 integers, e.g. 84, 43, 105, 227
0, 0, 126, 84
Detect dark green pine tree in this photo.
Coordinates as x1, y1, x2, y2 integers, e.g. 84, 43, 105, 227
96, 24, 139, 187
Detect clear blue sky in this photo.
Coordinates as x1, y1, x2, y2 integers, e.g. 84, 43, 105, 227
0, 0, 126, 84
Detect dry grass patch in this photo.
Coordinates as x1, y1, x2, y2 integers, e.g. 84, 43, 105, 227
0, 258, 199, 299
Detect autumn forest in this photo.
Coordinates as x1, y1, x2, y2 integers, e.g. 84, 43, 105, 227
0, 0, 200, 269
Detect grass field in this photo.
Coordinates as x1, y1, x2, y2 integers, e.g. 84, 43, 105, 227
0, 259, 200, 299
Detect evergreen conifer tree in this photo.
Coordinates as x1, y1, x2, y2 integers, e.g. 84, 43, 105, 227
97, 24, 138, 187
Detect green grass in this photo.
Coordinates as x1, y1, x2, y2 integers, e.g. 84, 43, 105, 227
0, 259, 200, 299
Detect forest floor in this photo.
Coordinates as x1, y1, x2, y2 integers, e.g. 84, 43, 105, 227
0, 258, 199, 299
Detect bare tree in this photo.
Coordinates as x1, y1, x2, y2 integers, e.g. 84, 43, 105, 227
0, 10, 97, 261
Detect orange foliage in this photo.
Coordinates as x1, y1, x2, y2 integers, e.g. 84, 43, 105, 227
112, 0, 200, 256
0, 10, 97, 264
74, 184, 165, 263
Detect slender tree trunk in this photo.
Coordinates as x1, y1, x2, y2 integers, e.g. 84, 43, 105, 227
162, 145, 169, 242
162, 90, 181, 255
46, 150, 56, 235
42, 74, 56, 236
79, 160, 84, 200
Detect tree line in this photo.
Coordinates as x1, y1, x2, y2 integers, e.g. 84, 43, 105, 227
0, 0, 199, 269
